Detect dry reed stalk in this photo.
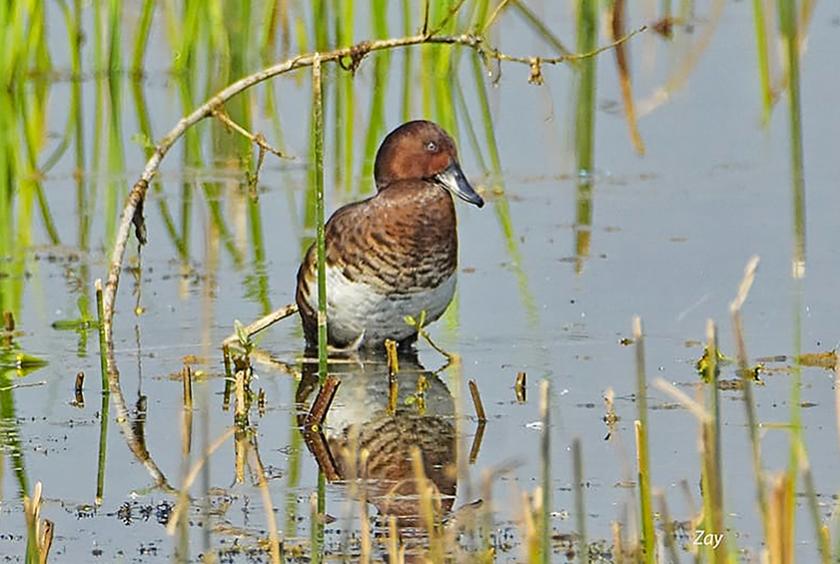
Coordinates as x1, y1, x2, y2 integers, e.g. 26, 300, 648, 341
767, 472, 794, 564
411, 446, 442, 561
515, 371, 526, 403
611, 520, 625, 564
181, 364, 193, 409
166, 426, 236, 535
247, 440, 283, 564
654, 489, 681, 564
387, 515, 403, 563
729, 257, 769, 537
385, 339, 399, 375
468, 379, 487, 422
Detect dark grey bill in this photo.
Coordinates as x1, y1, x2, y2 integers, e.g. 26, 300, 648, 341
434, 162, 484, 208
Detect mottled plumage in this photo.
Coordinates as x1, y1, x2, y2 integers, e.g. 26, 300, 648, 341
296, 120, 483, 350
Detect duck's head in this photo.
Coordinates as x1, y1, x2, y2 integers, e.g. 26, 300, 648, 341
373, 120, 484, 208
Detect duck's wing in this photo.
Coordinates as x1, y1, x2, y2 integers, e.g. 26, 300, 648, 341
295, 198, 374, 345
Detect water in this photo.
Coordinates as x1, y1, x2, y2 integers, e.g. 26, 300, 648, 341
2, 1, 839, 561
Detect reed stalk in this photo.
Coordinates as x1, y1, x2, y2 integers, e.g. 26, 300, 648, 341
729, 257, 769, 541
751, 0, 772, 121
312, 55, 328, 380
572, 438, 587, 563
575, 0, 598, 176
131, 0, 156, 75
701, 320, 727, 562
539, 380, 551, 564
633, 317, 655, 564
778, 0, 806, 278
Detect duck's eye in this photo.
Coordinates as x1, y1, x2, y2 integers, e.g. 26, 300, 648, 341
425, 141, 438, 153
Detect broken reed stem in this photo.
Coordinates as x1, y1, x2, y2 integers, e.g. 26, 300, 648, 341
633, 317, 655, 564
38, 519, 54, 564
572, 438, 587, 563
181, 364, 193, 456
74, 371, 85, 406
166, 426, 236, 535
729, 257, 769, 534
539, 380, 550, 564
221, 303, 298, 348
385, 339, 399, 375
515, 371, 526, 403
181, 364, 193, 409
234, 369, 248, 426
101, 27, 647, 359
468, 379, 487, 422
222, 344, 233, 411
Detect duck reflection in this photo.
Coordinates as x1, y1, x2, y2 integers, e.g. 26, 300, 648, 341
296, 351, 456, 539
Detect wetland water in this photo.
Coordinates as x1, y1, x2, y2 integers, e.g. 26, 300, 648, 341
1, 1, 839, 562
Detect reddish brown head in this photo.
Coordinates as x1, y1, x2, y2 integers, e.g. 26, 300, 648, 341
374, 120, 484, 207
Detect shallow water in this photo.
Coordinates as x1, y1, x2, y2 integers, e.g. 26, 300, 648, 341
2, 1, 840, 562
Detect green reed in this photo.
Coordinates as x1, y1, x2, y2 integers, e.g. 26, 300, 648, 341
575, 0, 598, 176
778, 0, 806, 276
539, 380, 551, 564
131, 0, 155, 75
401, 0, 414, 121
359, 0, 390, 194
511, 0, 572, 56
779, 3, 806, 558
701, 321, 728, 562
312, 56, 328, 378
572, 438, 587, 563
340, 0, 356, 193
751, 0, 772, 121
633, 317, 655, 564
247, 193, 273, 315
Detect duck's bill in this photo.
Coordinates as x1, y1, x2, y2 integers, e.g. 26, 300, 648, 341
435, 163, 484, 208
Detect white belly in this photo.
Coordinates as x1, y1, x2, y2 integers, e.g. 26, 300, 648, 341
305, 267, 456, 348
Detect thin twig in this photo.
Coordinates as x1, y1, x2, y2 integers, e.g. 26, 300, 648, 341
212, 108, 293, 160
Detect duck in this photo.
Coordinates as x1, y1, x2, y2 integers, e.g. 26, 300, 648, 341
295, 120, 484, 351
